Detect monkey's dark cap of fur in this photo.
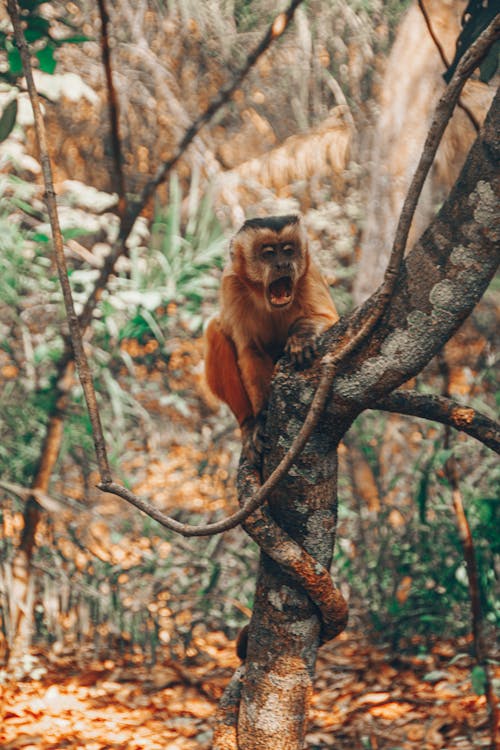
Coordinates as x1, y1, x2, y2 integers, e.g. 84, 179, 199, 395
239, 215, 300, 233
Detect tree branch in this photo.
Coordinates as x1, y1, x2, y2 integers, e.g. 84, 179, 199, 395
374, 390, 500, 453
97, 0, 126, 218
7, 0, 112, 485
417, 0, 480, 132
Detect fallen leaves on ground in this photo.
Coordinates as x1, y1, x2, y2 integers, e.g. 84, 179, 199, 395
1, 632, 497, 750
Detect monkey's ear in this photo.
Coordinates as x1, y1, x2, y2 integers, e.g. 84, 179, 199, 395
229, 237, 239, 263
229, 237, 248, 276
296, 216, 309, 253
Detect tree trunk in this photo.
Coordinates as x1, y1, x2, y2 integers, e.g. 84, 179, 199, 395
239, 388, 352, 747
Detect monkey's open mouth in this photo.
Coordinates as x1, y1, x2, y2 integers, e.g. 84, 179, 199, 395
268, 276, 293, 307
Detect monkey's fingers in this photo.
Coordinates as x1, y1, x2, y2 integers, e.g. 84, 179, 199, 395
285, 335, 318, 369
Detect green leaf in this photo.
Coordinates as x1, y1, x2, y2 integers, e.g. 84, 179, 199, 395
36, 43, 57, 74
7, 47, 23, 76
54, 34, 91, 46
61, 227, 92, 240
0, 99, 18, 143
32, 232, 50, 243
19, 0, 45, 9
24, 15, 50, 43
471, 665, 486, 696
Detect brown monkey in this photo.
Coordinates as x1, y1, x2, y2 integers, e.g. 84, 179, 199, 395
205, 215, 338, 457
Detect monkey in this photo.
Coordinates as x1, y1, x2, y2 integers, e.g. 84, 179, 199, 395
205, 214, 339, 459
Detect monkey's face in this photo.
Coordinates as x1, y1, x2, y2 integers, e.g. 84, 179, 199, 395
231, 216, 308, 312
258, 239, 305, 310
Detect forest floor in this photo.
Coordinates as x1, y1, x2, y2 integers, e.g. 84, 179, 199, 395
1, 630, 496, 750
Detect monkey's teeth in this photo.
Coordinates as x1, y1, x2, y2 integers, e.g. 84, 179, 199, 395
269, 277, 292, 306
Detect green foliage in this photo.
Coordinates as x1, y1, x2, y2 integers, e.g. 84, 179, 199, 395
102, 173, 225, 344
0, 206, 64, 483
0, 98, 18, 142
337, 409, 500, 647
471, 664, 487, 695
0, 1, 89, 87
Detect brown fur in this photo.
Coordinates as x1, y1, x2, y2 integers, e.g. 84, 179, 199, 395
205, 215, 338, 438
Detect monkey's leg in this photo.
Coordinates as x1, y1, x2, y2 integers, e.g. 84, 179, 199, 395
237, 345, 275, 417
205, 317, 253, 426
236, 346, 275, 462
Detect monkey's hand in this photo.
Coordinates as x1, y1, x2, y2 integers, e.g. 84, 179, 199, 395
285, 319, 321, 368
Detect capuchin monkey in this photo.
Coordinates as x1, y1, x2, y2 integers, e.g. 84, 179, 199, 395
205, 214, 338, 459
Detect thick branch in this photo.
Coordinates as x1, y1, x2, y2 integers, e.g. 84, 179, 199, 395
238, 463, 348, 643
326, 83, 499, 407
375, 390, 500, 453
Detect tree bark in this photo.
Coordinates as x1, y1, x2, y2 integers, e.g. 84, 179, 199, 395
233, 87, 499, 749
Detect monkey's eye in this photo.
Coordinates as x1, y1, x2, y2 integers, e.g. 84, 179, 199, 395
261, 246, 275, 260
282, 244, 295, 255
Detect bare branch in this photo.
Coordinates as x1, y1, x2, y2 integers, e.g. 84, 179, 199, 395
417, 0, 480, 132
7, 0, 112, 485
97, 0, 126, 217
375, 390, 500, 453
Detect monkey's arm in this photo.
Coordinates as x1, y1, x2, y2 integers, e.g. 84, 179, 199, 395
286, 265, 339, 366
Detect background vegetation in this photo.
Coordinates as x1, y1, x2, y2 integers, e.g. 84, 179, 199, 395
0, 0, 498, 746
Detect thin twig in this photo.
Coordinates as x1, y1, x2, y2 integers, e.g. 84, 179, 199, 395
417, 0, 480, 132
374, 390, 500, 453
96, 0, 126, 218
7, 0, 112, 485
